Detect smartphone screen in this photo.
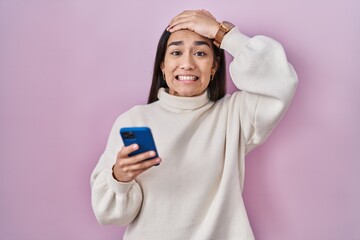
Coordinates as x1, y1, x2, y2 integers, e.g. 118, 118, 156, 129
120, 127, 159, 164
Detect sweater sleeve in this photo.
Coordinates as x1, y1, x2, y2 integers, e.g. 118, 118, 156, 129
221, 27, 298, 154
90, 117, 143, 226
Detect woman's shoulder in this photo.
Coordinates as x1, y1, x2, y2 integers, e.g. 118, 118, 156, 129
129, 101, 160, 113
113, 101, 159, 123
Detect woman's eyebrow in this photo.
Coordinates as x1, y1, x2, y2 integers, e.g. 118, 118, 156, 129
168, 40, 211, 47
168, 41, 183, 47
194, 41, 210, 47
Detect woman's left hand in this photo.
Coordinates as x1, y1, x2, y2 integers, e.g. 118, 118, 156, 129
167, 9, 220, 39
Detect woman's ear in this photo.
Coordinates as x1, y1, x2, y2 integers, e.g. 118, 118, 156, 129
212, 56, 219, 75
160, 62, 165, 72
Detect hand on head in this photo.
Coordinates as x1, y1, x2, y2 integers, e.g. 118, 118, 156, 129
167, 9, 220, 39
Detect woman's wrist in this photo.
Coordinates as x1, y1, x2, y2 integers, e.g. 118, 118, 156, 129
112, 164, 134, 183
112, 164, 120, 181
213, 21, 235, 48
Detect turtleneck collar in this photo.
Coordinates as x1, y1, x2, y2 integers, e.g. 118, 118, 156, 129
157, 88, 210, 110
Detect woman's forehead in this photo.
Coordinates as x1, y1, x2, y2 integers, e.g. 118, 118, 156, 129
167, 30, 212, 45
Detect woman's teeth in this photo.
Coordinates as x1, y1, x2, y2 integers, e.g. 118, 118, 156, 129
176, 75, 198, 81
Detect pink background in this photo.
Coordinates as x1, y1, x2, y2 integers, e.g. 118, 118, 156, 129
1, 0, 359, 239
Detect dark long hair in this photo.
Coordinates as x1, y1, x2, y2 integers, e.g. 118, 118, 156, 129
147, 29, 227, 104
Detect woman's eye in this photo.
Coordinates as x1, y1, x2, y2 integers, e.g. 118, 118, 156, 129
170, 51, 181, 56
195, 52, 206, 56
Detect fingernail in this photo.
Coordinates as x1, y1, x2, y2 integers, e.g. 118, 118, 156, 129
156, 158, 161, 163
133, 144, 138, 150
149, 151, 156, 157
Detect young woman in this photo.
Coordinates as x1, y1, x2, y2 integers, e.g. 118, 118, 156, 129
91, 9, 298, 240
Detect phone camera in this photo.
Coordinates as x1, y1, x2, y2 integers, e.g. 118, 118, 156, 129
122, 131, 135, 139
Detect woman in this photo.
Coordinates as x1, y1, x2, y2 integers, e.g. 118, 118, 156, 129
91, 9, 297, 240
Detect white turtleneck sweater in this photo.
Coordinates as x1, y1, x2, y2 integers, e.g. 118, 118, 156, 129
91, 27, 298, 240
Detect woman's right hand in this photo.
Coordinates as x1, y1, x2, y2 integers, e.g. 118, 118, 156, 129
167, 9, 220, 39
112, 144, 161, 182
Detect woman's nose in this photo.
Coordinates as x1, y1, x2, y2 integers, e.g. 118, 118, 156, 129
180, 54, 195, 70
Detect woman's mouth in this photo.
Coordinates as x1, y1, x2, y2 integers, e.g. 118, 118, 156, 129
175, 75, 199, 81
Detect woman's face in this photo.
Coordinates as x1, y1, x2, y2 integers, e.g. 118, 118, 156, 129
161, 30, 217, 97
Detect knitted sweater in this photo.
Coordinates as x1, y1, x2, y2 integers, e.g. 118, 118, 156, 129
91, 27, 298, 240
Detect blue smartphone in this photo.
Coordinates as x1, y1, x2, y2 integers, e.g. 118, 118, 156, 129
120, 127, 159, 165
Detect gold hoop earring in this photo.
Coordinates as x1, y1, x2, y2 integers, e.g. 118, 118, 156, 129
163, 72, 166, 80
210, 75, 214, 81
